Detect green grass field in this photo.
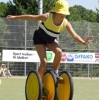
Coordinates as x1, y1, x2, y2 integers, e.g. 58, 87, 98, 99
0, 77, 99, 100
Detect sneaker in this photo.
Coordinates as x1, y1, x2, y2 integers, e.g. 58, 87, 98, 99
9, 75, 13, 77
53, 72, 63, 80
2, 75, 7, 77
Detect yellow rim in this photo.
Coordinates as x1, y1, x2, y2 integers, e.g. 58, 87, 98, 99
26, 73, 39, 100
44, 73, 55, 100
58, 73, 70, 100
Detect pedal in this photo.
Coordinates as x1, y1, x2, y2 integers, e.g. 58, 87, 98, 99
41, 96, 48, 100
57, 78, 64, 84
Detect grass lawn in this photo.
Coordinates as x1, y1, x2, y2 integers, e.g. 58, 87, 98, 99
0, 77, 99, 100
73, 78, 99, 100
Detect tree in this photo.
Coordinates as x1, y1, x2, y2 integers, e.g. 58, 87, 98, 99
95, 7, 99, 22
6, 0, 56, 15
67, 5, 99, 22
0, 2, 8, 17
43, 0, 56, 13
0, 0, 99, 23
7, 0, 38, 15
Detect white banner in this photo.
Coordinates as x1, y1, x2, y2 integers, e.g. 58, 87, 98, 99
2, 50, 99, 64
60, 52, 99, 64
2, 50, 55, 63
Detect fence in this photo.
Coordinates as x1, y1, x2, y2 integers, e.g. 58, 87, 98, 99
0, 18, 99, 77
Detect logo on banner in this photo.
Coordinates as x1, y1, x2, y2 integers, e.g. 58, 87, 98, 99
95, 53, 99, 62
46, 52, 52, 61
75, 54, 93, 59
61, 53, 67, 61
67, 54, 74, 61
95, 53, 99, 58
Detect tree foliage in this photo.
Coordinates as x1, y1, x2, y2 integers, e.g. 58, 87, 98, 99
7, 0, 38, 15
5, 0, 56, 15
0, 2, 8, 17
0, 0, 98, 22
43, 0, 56, 13
67, 5, 99, 22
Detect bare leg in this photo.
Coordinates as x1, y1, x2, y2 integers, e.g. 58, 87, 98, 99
35, 44, 47, 83
6, 69, 12, 76
46, 39, 62, 70
1, 70, 6, 77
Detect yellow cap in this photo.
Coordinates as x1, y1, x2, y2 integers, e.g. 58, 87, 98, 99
52, 0, 70, 15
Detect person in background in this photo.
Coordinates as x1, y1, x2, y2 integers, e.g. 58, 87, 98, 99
0, 64, 12, 77
6, 0, 92, 83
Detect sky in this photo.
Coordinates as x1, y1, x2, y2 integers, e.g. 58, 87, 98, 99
67, 0, 99, 11
0, 0, 99, 11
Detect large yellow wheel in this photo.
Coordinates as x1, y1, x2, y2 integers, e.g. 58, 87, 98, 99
43, 70, 57, 100
25, 71, 42, 100
58, 70, 74, 100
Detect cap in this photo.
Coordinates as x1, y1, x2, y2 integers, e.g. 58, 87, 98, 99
52, 0, 70, 15
1, 64, 6, 66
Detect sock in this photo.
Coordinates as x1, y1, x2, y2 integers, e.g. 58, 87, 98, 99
53, 70, 58, 74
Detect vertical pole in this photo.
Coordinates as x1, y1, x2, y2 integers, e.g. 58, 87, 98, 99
88, 22, 90, 78
24, 20, 27, 76
64, 63, 66, 70
36, 0, 43, 71
38, 0, 43, 25
7, 62, 9, 69
90, 64, 93, 79
7, 62, 9, 78
38, 0, 43, 15
88, 65, 90, 77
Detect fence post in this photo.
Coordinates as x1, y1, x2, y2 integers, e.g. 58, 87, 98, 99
36, 62, 40, 71
24, 20, 27, 76
36, 0, 43, 71
90, 64, 93, 79
88, 22, 90, 77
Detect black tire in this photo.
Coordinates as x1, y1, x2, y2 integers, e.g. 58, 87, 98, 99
58, 70, 74, 100
44, 70, 58, 100
25, 70, 42, 100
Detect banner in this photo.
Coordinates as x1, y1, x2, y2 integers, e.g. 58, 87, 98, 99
60, 52, 99, 64
2, 50, 55, 62
2, 50, 99, 64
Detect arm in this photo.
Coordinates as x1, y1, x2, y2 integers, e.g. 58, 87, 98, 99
66, 21, 92, 45
6, 13, 48, 21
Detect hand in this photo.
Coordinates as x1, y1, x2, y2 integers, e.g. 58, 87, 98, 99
84, 36, 93, 45
6, 15, 16, 19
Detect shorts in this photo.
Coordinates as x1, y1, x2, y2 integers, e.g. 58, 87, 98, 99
33, 28, 56, 45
